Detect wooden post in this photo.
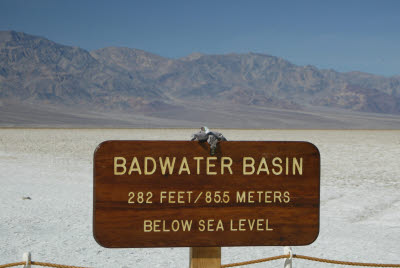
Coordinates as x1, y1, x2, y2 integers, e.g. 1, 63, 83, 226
190, 247, 221, 268
23, 252, 31, 268
283, 246, 292, 268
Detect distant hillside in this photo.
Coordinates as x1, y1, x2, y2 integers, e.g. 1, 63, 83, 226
1, 30, 400, 128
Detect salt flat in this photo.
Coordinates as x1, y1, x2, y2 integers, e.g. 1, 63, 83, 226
0, 129, 399, 267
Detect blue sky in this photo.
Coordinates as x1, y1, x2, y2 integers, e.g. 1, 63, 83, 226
1, 0, 399, 76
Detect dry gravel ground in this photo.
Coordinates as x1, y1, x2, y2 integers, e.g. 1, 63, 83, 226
0, 129, 399, 267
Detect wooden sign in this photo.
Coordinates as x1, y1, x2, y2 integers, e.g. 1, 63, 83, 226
93, 141, 320, 248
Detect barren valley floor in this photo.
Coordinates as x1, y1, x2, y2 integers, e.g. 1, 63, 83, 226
0, 129, 399, 267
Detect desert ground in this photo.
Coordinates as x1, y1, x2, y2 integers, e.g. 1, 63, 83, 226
0, 129, 399, 267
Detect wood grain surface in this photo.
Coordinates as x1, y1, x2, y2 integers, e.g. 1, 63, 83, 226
190, 247, 221, 268
93, 141, 320, 248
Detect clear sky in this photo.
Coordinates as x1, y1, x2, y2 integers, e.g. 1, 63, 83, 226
1, 0, 399, 76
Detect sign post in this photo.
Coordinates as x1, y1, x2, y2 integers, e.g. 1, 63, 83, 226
190, 247, 221, 268
93, 140, 320, 265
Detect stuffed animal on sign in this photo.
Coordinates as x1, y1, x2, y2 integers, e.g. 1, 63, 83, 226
191, 126, 227, 155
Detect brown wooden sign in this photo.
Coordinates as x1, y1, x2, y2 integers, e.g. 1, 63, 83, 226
93, 141, 320, 248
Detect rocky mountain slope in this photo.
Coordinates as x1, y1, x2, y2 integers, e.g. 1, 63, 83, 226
1, 30, 400, 126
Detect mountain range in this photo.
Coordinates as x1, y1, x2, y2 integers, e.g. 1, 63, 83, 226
1, 30, 400, 128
